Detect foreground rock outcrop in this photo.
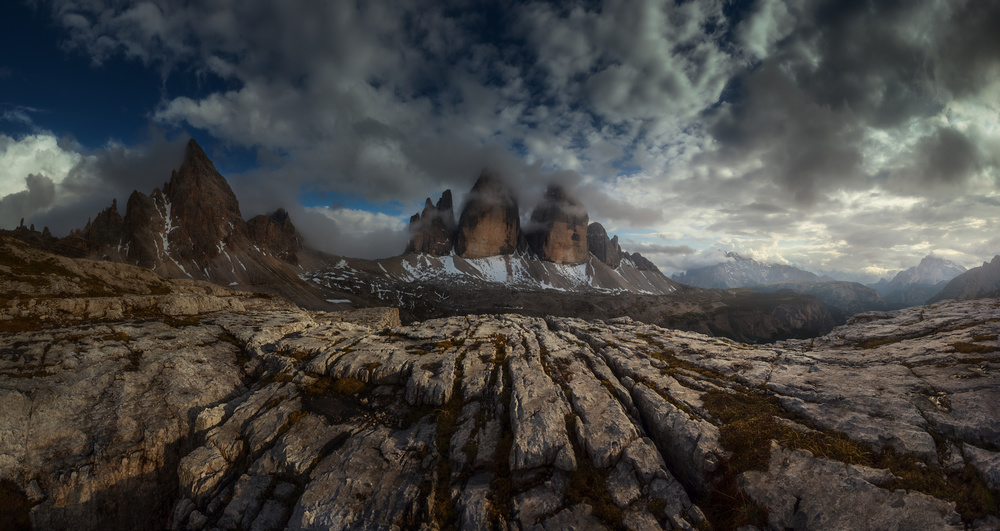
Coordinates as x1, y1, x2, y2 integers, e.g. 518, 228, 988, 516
3, 239, 1000, 530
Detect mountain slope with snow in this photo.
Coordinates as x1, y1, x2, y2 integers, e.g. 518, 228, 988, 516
672, 252, 821, 289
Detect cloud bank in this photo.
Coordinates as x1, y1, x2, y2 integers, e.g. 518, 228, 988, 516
3, 0, 998, 269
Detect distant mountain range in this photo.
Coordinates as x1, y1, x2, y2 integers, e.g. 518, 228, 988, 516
669, 251, 979, 317
671, 252, 827, 289
869, 255, 967, 309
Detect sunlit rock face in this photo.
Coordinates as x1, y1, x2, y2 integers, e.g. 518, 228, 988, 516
526, 184, 589, 264
454, 169, 524, 259
405, 190, 456, 256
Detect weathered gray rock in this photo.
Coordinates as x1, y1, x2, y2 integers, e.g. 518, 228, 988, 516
4, 238, 1000, 530
964, 444, 1000, 489
740, 441, 963, 530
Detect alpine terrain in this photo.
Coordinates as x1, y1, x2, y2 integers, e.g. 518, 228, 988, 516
1, 234, 999, 530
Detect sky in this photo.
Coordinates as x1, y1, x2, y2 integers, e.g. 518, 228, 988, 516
1, 0, 999, 282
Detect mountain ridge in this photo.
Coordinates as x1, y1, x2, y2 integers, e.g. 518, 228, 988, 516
671, 252, 823, 289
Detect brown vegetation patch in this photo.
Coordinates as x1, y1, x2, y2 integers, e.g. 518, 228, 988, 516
164, 316, 201, 327
952, 341, 999, 354
701, 388, 999, 523
563, 414, 624, 529
303, 376, 368, 398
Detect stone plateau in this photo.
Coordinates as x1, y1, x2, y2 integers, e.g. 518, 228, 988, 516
2, 237, 1000, 530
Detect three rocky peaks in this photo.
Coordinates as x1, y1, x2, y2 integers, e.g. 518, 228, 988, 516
9, 138, 658, 285
405, 169, 657, 270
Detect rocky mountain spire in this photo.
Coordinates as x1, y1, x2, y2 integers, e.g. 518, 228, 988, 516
454, 169, 524, 258
79, 198, 124, 250
247, 208, 303, 264
405, 190, 455, 256
159, 138, 250, 263
526, 184, 588, 263
587, 222, 623, 268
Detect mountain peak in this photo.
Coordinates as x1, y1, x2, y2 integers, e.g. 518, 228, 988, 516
405, 189, 456, 256
526, 184, 588, 263
183, 138, 212, 166
884, 254, 967, 290
455, 169, 523, 258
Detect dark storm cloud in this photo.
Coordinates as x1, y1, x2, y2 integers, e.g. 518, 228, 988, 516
932, 2, 1000, 99
19, 0, 1000, 270
62, 133, 187, 198
703, 0, 1000, 205
704, 60, 866, 206
887, 126, 982, 194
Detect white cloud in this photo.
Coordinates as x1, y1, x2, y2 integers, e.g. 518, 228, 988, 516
0, 133, 84, 197
737, 0, 796, 61
310, 206, 407, 235
300, 206, 408, 259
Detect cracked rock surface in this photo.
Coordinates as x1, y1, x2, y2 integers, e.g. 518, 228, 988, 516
3, 237, 1000, 529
